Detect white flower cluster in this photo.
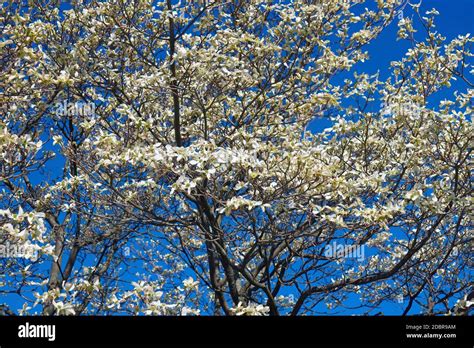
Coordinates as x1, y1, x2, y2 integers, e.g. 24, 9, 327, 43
0, 207, 53, 259
230, 302, 270, 316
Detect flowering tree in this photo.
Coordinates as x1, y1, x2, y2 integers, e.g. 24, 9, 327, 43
0, 0, 472, 316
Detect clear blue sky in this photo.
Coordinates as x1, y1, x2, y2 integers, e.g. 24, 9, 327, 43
309, 0, 474, 134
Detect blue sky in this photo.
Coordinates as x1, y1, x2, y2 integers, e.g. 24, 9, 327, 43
309, 0, 474, 133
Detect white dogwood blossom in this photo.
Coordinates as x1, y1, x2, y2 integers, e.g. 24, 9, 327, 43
231, 302, 270, 316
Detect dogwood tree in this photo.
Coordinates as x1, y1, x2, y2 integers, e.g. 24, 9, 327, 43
0, 0, 472, 316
